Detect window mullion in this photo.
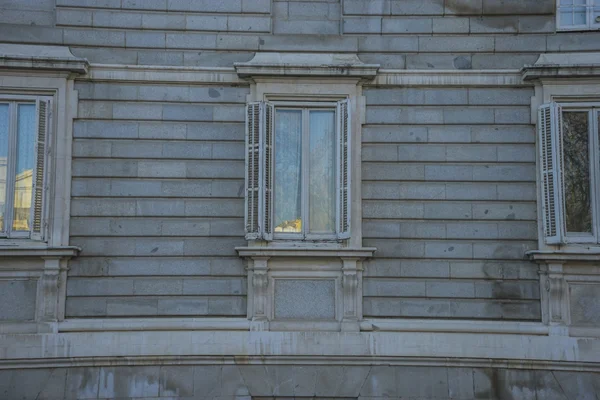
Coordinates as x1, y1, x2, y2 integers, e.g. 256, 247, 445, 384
301, 108, 310, 239
5, 102, 17, 237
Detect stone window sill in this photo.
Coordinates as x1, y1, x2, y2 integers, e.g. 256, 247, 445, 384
527, 249, 600, 263
0, 243, 80, 258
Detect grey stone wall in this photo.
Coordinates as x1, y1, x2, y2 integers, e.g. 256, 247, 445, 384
67, 82, 249, 318
1, 364, 598, 399
361, 86, 540, 320
0, 0, 596, 69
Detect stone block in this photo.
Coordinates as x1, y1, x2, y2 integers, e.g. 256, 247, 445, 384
494, 107, 530, 124
472, 202, 536, 220
0, 24, 63, 45
344, 0, 390, 15
446, 144, 497, 162
98, 366, 160, 398
482, 0, 554, 14
396, 366, 449, 398
363, 220, 400, 238
362, 200, 425, 219
157, 298, 209, 315
426, 281, 475, 298
113, 102, 163, 120
0, 280, 36, 321
138, 50, 184, 66
289, 1, 330, 19
67, 277, 134, 297
433, 17, 470, 33
363, 238, 425, 258
445, 182, 497, 200
361, 125, 428, 143
519, 15, 555, 33
475, 281, 539, 300
137, 161, 186, 178
468, 88, 533, 106
94, 11, 142, 29
424, 202, 473, 219
274, 19, 340, 34
343, 17, 382, 34
358, 52, 406, 68
419, 36, 494, 52
443, 107, 495, 124
363, 162, 425, 180
139, 121, 186, 139
391, 0, 443, 15
472, 53, 541, 69
167, 0, 241, 12
362, 144, 398, 161
216, 34, 260, 50
274, 279, 335, 319
427, 126, 472, 143
367, 106, 443, 124
208, 296, 246, 315
497, 144, 535, 162
159, 366, 194, 397
122, 0, 167, 10
184, 198, 243, 217
471, 126, 534, 144
470, 16, 518, 33
242, 0, 270, 13
445, 0, 483, 15
473, 241, 536, 259
64, 28, 125, 47
162, 104, 213, 121
260, 35, 358, 52
425, 242, 474, 258
183, 278, 245, 295
72, 159, 138, 178
360, 366, 396, 397
56, 9, 92, 26
425, 165, 473, 181
213, 104, 245, 122
227, 16, 271, 33
165, 33, 216, 49
447, 222, 499, 239
57, 0, 120, 6
65, 368, 100, 400
363, 279, 427, 297
142, 13, 185, 30
106, 298, 158, 316
497, 183, 536, 201
185, 15, 228, 31
495, 35, 547, 52
382, 17, 433, 33
134, 278, 183, 295
359, 36, 418, 52
126, 31, 166, 48
472, 165, 535, 182
71, 46, 139, 65
66, 297, 107, 317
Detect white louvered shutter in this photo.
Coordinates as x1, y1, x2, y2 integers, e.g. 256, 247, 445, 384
245, 102, 262, 239
262, 102, 274, 241
539, 103, 565, 244
31, 99, 50, 241
337, 99, 351, 239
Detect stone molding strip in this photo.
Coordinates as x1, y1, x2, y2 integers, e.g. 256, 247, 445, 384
0, 44, 88, 74
84, 64, 526, 87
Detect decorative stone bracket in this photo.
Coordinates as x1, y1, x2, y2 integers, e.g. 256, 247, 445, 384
237, 247, 375, 332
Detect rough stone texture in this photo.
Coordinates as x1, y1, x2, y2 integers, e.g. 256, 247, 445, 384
569, 284, 600, 325
0, 365, 598, 399
362, 87, 540, 320
0, 280, 37, 321
274, 279, 336, 319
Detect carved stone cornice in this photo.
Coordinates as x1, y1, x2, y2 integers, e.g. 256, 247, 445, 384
522, 52, 600, 81
0, 44, 89, 75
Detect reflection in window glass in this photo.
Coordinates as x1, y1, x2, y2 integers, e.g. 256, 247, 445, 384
274, 109, 302, 233
0, 104, 8, 232
562, 111, 592, 233
13, 104, 35, 231
559, 0, 589, 25
309, 110, 336, 234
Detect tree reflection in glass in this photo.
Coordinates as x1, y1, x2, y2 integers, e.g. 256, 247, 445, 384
562, 111, 592, 233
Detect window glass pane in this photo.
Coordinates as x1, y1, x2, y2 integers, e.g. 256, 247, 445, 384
309, 110, 336, 234
560, 10, 574, 25
562, 111, 592, 233
0, 104, 8, 232
574, 6, 587, 24
13, 104, 35, 232
274, 109, 302, 233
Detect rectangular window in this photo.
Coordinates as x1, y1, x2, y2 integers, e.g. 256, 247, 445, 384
558, 0, 600, 30
244, 100, 350, 241
539, 103, 600, 244
0, 96, 50, 240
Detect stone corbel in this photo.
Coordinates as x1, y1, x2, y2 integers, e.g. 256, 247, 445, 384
538, 263, 570, 327
341, 257, 362, 332
248, 256, 270, 331
37, 257, 65, 322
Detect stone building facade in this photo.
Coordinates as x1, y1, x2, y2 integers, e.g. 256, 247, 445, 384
0, 0, 600, 398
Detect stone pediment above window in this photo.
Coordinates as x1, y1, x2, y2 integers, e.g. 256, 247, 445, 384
234, 52, 379, 80
0, 43, 89, 75
522, 52, 600, 81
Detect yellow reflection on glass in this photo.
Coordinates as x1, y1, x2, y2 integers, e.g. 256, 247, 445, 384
0, 104, 8, 232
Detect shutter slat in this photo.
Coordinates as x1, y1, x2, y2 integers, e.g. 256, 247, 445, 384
31, 99, 49, 241
245, 102, 262, 239
337, 99, 351, 239
539, 103, 564, 244
263, 102, 274, 241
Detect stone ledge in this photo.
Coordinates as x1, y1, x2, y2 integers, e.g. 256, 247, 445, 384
236, 246, 376, 258
234, 52, 380, 79
522, 52, 600, 81
0, 43, 89, 74
527, 249, 600, 263
0, 245, 80, 258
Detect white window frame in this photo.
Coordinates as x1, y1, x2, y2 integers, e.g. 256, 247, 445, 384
539, 101, 600, 245
557, 0, 600, 31
0, 94, 52, 240
245, 97, 351, 243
